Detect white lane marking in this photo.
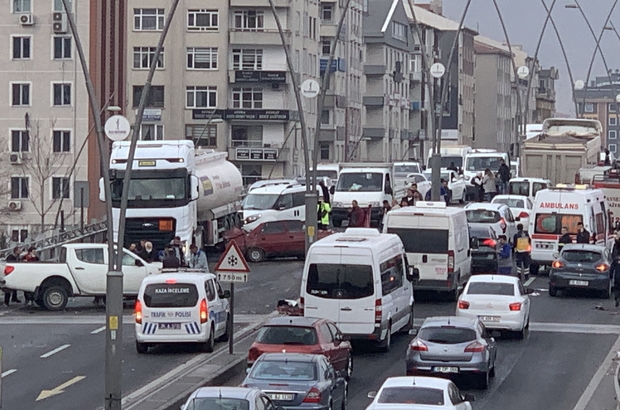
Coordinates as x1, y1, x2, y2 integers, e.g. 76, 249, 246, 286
1, 369, 17, 378
524, 276, 536, 286
572, 335, 620, 410
40, 344, 71, 358
91, 326, 106, 334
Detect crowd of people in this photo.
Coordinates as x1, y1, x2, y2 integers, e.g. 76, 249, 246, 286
128, 236, 209, 270
3, 246, 38, 306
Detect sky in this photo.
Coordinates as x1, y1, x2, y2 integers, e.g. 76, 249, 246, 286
441, 0, 620, 116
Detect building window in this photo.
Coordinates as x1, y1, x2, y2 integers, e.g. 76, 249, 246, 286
52, 177, 70, 199
52, 83, 71, 106
233, 10, 264, 31
11, 229, 28, 242
321, 110, 330, 124
231, 125, 263, 147
140, 124, 164, 140
321, 4, 333, 21
12, 0, 31, 13
132, 47, 164, 69
187, 9, 218, 30
11, 177, 28, 199
320, 144, 330, 160
321, 40, 331, 56
132, 86, 165, 108
392, 22, 407, 41
610, 144, 617, 153
134, 8, 165, 31
187, 47, 218, 69
11, 130, 29, 152
53, 0, 72, 12
610, 103, 618, 112
186, 124, 217, 147
186, 86, 217, 108
584, 103, 595, 113
53, 130, 71, 152
610, 116, 617, 126
239, 164, 262, 186
12, 36, 31, 60
232, 49, 263, 70
53, 36, 72, 59
11, 83, 30, 106
232, 87, 263, 109
610, 130, 617, 140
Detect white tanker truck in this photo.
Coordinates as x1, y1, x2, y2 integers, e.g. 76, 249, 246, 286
100, 140, 244, 253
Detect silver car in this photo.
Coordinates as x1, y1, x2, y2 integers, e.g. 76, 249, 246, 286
406, 316, 498, 389
181, 386, 284, 410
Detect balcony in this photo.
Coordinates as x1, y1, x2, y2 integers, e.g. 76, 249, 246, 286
228, 146, 289, 162
319, 126, 345, 141
363, 96, 385, 107
362, 127, 386, 139
229, 29, 291, 46
322, 94, 347, 108
364, 65, 386, 76
230, 0, 290, 6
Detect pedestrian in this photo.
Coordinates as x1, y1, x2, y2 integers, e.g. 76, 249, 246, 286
400, 198, 409, 208
483, 168, 497, 202
614, 217, 620, 233
162, 248, 181, 269
471, 172, 485, 202
381, 200, 392, 230
189, 244, 209, 271
129, 243, 138, 255
318, 180, 331, 205
170, 236, 186, 266
317, 195, 331, 230
513, 224, 531, 280
558, 226, 572, 251
401, 188, 415, 206
391, 199, 401, 211
441, 179, 451, 205
348, 200, 366, 227
4, 247, 22, 306
410, 183, 423, 205
22, 247, 38, 305
496, 235, 513, 275
576, 222, 590, 244
139, 241, 156, 263
498, 160, 511, 194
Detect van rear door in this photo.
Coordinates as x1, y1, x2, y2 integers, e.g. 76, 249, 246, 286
142, 281, 201, 335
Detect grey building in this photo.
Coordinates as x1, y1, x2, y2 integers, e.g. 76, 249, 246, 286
361, 0, 414, 162
535, 66, 558, 123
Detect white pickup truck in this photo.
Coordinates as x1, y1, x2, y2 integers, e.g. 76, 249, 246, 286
0, 244, 162, 311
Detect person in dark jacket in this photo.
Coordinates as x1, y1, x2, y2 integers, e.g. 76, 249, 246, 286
558, 226, 572, 250
612, 234, 620, 306
162, 248, 181, 269
576, 222, 591, 244
348, 200, 367, 227
498, 160, 511, 194
4, 247, 22, 306
138, 241, 156, 263
497, 235, 513, 275
471, 172, 485, 202
318, 180, 330, 205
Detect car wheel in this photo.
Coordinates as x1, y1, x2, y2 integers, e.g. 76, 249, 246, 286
42, 286, 69, 311
601, 280, 612, 299
218, 314, 230, 342
344, 354, 353, 381
136, 341, 148, 354
247, 247, 265, 263
515, 322, 528, 340
549, 286, 558, 297
490, 362, 496, 378
402, 305, 415, 332
379, 323, 392, 353
202, 325, 215, 353
476, 370, 490, 389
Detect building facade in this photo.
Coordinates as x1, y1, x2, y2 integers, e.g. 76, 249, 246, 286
534, 66, 558, 123
0, 0, 91, 243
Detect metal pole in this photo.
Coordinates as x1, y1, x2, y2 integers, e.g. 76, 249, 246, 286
195, 109, 219, 148
267, 0, 312, 252
228, 283, 234, 354
80, 187, 84, 241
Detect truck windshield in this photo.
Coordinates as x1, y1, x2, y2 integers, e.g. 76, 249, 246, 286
316, 170, 338, 180
535, 213, 583, 235
243, 193, 279, 210
394, 164, 420, 178
111, 178, 186, 201
336, 173, 383, 192
466, 156, 504, 172
440, 156, 462, 168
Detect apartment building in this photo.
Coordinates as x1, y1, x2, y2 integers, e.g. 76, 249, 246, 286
124, 0, 320, 185
361, 0, 414, 163
535, 66, 558, 123
0, 0, 90, 242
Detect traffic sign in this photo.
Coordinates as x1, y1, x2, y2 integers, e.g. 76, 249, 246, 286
430, 63, 445, 78
301, 79, 320, 99
217, 272, 248, 283
104, 115, 131, 141
517, 66, 529, 79
214, 241, 250, 273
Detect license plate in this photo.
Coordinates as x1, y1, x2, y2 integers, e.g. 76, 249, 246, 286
269, 394, 294, 401
569, 280, 589, 287
479, 316, 500, 322
433, 366, 459, 373
158, 323, 181, 330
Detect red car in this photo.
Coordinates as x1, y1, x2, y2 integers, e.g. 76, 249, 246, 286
224, 220, 333, 263
247, 316, 353, 380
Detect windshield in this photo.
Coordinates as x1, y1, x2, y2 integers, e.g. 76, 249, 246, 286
466, 210, 501, 223
256, 326, 318, 345
509, 182, 529, 196
440, 156, 463, 168
394, 164, 420, 176
316, 170, 338, 180
143, 283, 199, 308
250, 360, 316, 381
388, 228, 449, 254
184, 398, 249, 410
534, 213, 583, 235
467, 282, 515, 296
423, 172, 452, 181
418, 326, 477, 344
111, 178, 186, 201
493, 198, 525, 208
306, 264, 374, 299
242, 193, 279, 210
466, 156, 504, 172
378, 387, 445, 405
562, 250, 602, 263
336, 173, 383, 192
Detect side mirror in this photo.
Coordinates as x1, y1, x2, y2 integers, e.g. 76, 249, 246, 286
190, 175, 200, 201
406, 266, 420, 282
408, 328, 418, 336
330, 186, 335, 195
99, 177, 106, 202
135, 259, 144, 267
526, 288, 535, 294
222, 290, 231, 299
367, 391, 378, 399
553, 252, 559, 259
470, 237, 480, 250
464, 393, 476, 402
246, 368, 251, 374
386, 187, 393, 195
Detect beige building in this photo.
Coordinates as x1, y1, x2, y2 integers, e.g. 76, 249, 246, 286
0, 0, 90, 243
124, 0, 320, 185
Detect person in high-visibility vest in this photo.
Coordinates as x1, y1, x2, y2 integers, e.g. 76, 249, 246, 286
513, 223, 531, 281
317, 195, 331, 230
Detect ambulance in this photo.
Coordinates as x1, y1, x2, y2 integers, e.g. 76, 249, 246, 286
529, 185, 611, 275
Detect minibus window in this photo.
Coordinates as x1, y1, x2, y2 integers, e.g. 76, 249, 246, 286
143, 283, 199, 308
387, 228, 449, 254
509, 182, 529, 196
306, 264, 374, 299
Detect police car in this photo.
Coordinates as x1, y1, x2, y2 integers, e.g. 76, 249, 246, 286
134, 271, 231, 354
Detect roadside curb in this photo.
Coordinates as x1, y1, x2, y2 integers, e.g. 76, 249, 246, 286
615, 356, 620, 410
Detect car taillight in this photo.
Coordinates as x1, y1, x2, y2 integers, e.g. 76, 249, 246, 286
200, 299, 208, 323
248, 347, 261, 363
481, 239, 496, 248
509, 302, 522, 311
448, 250, 454, 273
552, 260, 564, 269
595, 263, 610, 272
375, 299, 382, 324
303, 387, 322, 403
464, 341, 485, 352
500, 218, 507, 233
135, 300, 142, 324
299, 297, 304, 316
518, 211, 529, 219
410, 339, 428, 351
458, 300, 470, 309
4, 265, 14, 275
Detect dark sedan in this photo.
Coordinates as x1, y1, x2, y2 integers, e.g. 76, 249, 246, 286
469, 226, 498, 275
549, 244, 614, 298
242, 353, 347, 410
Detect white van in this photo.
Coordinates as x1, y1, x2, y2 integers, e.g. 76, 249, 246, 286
463, 151, 510, 183
241, 184, 307, 230
300, 228, 415, 351
383, 202, 472, 300
135, 272, 230, 354
426, 145, 473, 170
508, 177, 551, 202
529, 185, 611, 274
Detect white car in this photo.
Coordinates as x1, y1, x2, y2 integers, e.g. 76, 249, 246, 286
464, 202, 518, 244
404, 172, 432, 199
491, 194, 533, 229
366, 376, 475, 410
423, 170, 467, 203
456, 275, 532, 339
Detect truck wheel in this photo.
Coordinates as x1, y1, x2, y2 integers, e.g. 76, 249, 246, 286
42, 286, 68, 311
34, 297, 45, 308
247, 248, 265, 263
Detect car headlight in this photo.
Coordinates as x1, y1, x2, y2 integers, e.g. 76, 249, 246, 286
245, 214, 261, 224
333, 202, 344, 208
